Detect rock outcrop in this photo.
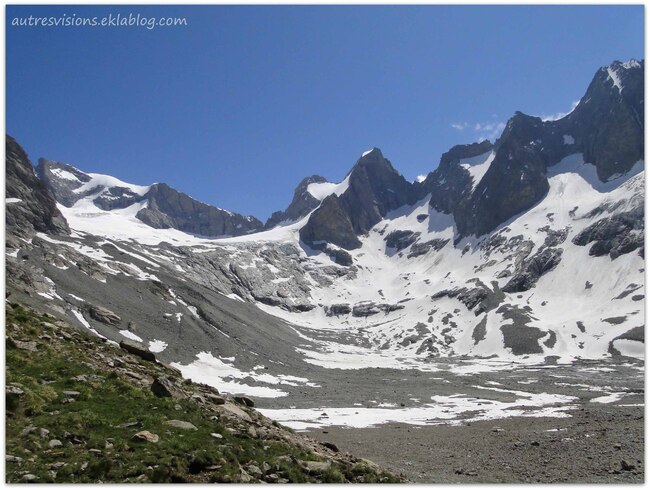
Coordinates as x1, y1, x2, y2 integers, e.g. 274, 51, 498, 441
6, 137, 70, 238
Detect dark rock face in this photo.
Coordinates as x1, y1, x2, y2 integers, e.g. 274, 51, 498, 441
385, 230, 420, 251
407, 238, 449, 258
419, 60, 643, 240
265, 175, 327, 229
572, 207, 644, 259
502, 248, 563, 293
6, 137, 70, 238
453, 114, 553, 238
320, 245, 353, 266
416, 140, 493, 214
137, 183, 262, 237
432, 279, 504, 316
350, 301, 404, 317
325, 304, 352, 316
299, 195, 361, 250
300, 148, 416, 250
472, 316, 487, 345
339, 149, 416, 234
559, 60, 644, 181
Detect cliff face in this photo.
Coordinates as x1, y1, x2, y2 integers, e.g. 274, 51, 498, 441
6, 136, 69, 239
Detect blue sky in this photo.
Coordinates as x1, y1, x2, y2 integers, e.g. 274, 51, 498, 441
6, 5, 644, 220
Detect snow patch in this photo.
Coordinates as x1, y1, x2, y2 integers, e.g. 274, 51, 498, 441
460, 150, 496, 191
149, 340, 168, 353
50, 168, 80, 182
260, 388, 577, 430
612, 339, 644, 360
171, 351, 319, 398
119, 330, 143, 342
306, 176, 350, 201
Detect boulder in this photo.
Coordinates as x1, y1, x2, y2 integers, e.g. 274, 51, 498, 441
88, 305, 121, 325
151, 376, 182, 399
165, 420, 198, 431
234, 396, 255, 407
132, 431, 159, 443
119, 339, 156, 362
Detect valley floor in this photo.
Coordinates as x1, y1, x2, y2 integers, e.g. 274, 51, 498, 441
307, 404, 644, 483
254, 358, 644, 483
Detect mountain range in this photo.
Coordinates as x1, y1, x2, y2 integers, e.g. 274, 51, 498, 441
6, 59, 645, 399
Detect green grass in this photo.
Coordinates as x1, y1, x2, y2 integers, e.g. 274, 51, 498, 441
5, 303, 403, 483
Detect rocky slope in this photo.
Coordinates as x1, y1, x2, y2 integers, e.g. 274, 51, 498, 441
6, 303, 402, 483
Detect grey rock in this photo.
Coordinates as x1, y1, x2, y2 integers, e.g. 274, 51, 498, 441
151, 376, 182, 399
503, 248, 563, 293
303, 460, 331, 474
164, 419, 198, 430
88, 305, 121, 325
119, 339, 156, 362
132, 431, 159, 443
573, 207, 644, 259
326, 303, 351, 316
407, 239, 449, 258
385, 230, 420, 252
207, 393, 226, 405
234, 396, 255, 407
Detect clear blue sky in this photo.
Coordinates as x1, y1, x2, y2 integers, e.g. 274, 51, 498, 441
6, 5, 643, 220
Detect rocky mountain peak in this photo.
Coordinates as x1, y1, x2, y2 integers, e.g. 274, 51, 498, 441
598, 59, 643, 96
6, 137, 70, 239
265, 175, 329, 229
351, 147, 397, 176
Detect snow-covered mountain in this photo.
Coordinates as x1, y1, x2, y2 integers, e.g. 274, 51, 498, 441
5, 60, 645, 397
36, 159, 263, 238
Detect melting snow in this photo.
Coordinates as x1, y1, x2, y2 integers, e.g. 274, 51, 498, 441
149, 340, 168, 353
612, 339, 644, 360
171, 351, 319, 398
590, 392, 627, 404
119, 330, 144, 342
260, 388, 578, 430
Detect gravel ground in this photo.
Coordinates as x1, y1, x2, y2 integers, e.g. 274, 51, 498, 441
307, 404, 644, 483
254, 359, 645, 484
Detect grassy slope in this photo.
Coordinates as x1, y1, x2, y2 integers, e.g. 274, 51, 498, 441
5, 303, 403, 483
